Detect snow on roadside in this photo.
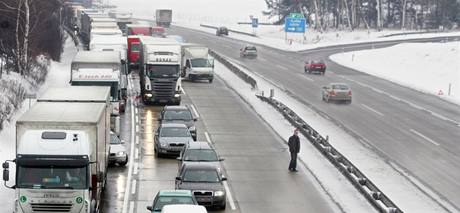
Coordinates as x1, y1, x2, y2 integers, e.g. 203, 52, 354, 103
330, 42, 460, 105
213, 54, 453, 212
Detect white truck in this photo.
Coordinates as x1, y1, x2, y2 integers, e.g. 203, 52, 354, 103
2, 101, 109, 213
155, 9, 172, 27
139, 37, 182, 105
70, 51, 125, 133
181, 44, 214, 83
90, 35, 128, 65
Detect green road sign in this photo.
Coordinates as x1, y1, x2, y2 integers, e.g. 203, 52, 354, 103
289, 13, 304, 18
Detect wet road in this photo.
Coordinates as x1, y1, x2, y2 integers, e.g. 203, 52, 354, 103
101, 71, 341, 212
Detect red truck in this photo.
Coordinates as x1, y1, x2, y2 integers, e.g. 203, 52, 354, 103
126, 24, 153, 36
127, 35, 141, 72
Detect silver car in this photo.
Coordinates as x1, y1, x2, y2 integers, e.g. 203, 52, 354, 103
240, 45, 257, 58
177, 142, 224, 174
155, 123, 194, 157
109, 132, 128, 166
322, 83, 352, 104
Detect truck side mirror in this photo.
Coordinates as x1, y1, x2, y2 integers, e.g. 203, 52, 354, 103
147, 206, 153, 211
2, 162, 9, 182
175, 176, 182, 181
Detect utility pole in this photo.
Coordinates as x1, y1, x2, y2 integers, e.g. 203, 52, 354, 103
376, 0, 381, 30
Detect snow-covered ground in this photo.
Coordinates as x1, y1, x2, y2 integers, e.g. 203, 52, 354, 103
212, 54, 456, 212
330, 42, 460, 104
0, 37, 77, 209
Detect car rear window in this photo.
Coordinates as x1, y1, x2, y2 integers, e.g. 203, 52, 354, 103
332, 85, 349, 90
184, 149, 218, 161
164, 110, 192, 120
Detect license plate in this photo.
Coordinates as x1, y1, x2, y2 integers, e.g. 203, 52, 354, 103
197, 197, 211, 202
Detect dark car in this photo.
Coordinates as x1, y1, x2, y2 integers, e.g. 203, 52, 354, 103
146, 190, 198, 213
240, 45, 258, 58
305, 59, 326, 75
322, 83, 352, 104
175, 164, 227, 210
216, 27, 228, 36
177, 142, 224, 174
159, 105, 197, 140
154, 123, 194, 157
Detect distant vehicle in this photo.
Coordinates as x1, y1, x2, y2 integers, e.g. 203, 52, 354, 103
181, 44, 214, 83
159, 105, 197, 141
322, 83, 352, 104
216, 27, 228, 36
127, 35, 141, 71
109, 131, 128, 166
154, 123, 194, 157
160, 204, 207, 213
146, 190, 198, 213
240, 45, 257, 58
177, 142, 224, 174
305, 59, 326, 75
152, 26, 167, 37
156, 9, 173, 27
126, 24, 152, 36
175, 164, 227, 209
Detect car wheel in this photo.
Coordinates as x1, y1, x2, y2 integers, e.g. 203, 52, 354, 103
325, 97, 330, 103
220, 203, 226, 210
209, 78, 213, 83
119, 156, 128, 166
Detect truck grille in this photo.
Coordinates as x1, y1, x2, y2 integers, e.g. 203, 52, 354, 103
30, 203, 73, 212
152, 80, 175, 99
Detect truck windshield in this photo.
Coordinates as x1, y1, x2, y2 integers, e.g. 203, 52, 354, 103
190, 59, 212, 68
71, 81, 119, 101
17, 166, 88, 189
146, 65, 179, 78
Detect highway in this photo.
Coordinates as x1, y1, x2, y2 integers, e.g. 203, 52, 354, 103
100, 71, 341, 212
168, 26, 460, 210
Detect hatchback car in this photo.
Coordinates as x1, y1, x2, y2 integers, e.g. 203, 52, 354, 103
146, 190, 198, 213
175, 164, 227, 209
159, 105, 197, 141
240, 45, 258, 58
322, 83, 352, 103
216, 27, 228, 36
109, 132, 128, 166
305, 59, 326, 75
177, 142, 224, 173
155, 123, 194, 157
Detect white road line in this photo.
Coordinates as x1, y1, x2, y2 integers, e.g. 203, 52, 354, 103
135, 135, 139, 145
410, 129, 440, 146
135, 148, 139, 160
276, 64, 289, 71
135, 116, 139, 124
223, 181, 237, 210
181, 87, 186, 95
258, 57, 267, 62
122, 98, 136, 213
133, 162, 139, 175
361, 104, 384, 116
204, 132, 211, 143
190, 104, 200, 118
131, 180, 137, 194
300, 74, 314, 82
136, 124, 139, 131
134, 108, 138, 115
128, 201, 134, 213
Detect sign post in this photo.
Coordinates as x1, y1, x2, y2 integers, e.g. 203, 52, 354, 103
252, 18, 258, 35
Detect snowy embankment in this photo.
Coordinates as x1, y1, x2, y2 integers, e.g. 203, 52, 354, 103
212, 54, 453, 212
330, 42, 460, 105
0, 37, 76, 209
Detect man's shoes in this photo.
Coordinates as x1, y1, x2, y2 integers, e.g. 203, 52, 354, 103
291, 169, 298, 172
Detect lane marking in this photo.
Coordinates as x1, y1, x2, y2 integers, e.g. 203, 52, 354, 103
300, 74, 314, 82
128, 201, 134, 213
122, 97, 136, 213
258, 57, 267, 62
181, 87, 186, 95
134, 108, 138, 115
131, 180, 137, 194
204, 132, 211, 143
133, 162, 138, 175
190, 104, 200, 118
223, 181, 237, 210
135, 135, 139, 145
361, 104, 384, 116
276, 64, 289, 71
135, 148, 139, 160
410, 129, 440, 146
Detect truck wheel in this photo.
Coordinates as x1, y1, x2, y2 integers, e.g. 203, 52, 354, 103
209, 79, 213, 83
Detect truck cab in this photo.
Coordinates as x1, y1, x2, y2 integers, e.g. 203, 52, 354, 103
181, 44, 214, 83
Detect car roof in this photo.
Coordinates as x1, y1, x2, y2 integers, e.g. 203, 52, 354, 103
158, 190, 193, 197
186, 142, 213, 150
161, 205, 206, 213
161, 123, 188, 128
183, 163, 218, 171
164, 105, 189, 111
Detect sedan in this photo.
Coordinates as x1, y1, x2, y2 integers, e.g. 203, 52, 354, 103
240, 45, 258, 58
305, 59, 326, 75
154, 123, 194, 157
322, 83, 352, 104
177, 142, 224, 174
146, 190, 198, 213
109, 132, 128, 166
175, 164, 227, 210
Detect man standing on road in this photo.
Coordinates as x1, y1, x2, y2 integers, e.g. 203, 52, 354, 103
288, 128, 300, 172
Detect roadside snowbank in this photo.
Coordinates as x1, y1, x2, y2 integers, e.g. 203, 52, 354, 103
330, 42, 460, 104
213, 53, 453, 212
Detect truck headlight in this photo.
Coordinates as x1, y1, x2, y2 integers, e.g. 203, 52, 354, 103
117, 151, 126, 156
214, 191, 225, 197
145, 93, 153, 98
174, 94, 180, 98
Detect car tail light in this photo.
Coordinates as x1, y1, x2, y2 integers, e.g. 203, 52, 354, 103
330, 90, 336, 96
348, 91, 352, 96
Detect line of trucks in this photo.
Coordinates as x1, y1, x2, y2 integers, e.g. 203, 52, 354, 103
1, 3, 215, 213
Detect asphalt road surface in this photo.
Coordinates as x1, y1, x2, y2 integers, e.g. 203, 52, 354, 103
168, 26, 460, 210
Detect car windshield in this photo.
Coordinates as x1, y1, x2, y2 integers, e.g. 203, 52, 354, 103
191, 58, 212, 68
183, 169, 220, 182
312, 60, 324, 64
161, 127, 190, 137
17, 166, 88, 189
153, 196, 195, 211
163, 110, 192, 120
246, 46, 256, 51
184, 149, 218, 161
332, 84, 349, 90
110, 133, 121, 144
146, 65, 179, 78
131, 43, 140, 52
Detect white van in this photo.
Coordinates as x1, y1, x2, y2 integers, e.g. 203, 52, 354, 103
161, 204, 207, 213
